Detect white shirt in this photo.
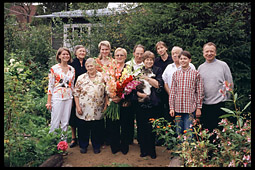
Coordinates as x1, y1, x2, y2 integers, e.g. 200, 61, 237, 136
162, 62, 196, 90
126, 58, 144, 76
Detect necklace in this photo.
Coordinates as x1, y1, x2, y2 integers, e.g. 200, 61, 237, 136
89, 74, 96, 78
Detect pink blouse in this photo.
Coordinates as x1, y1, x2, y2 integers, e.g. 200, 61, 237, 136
47, 64, 75, 100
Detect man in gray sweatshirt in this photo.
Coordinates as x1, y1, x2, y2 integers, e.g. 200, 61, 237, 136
198, 42, 233, 133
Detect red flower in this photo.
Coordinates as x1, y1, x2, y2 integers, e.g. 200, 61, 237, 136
57, 141, 68, 152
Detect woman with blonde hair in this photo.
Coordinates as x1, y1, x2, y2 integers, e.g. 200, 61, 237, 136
95, 40, 113, 146
95, 40, 113, 72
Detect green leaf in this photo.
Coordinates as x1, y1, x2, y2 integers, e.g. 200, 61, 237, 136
220, 107, 235, 114
219, 114, 237, 119
241, 101, 251, 112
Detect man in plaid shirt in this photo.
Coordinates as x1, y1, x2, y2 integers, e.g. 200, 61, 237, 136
169, 51, 204, 136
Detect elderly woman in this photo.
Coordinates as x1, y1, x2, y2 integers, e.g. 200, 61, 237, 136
73, 58, 107, 154
136, 51, 164, 159
69, 45, 88, 148
108, 47, 133, 155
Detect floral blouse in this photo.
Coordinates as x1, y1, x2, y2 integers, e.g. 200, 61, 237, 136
73, 72, 106, 121
47, 64, 75, 100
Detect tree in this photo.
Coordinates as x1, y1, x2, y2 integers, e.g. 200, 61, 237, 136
123, 2, 251, 108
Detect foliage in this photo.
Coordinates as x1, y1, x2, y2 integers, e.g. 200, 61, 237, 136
152, 85, 251, 167
51, 2, 250, 109
124, 2, 251, 109
4, 2, 251, 167
151, 117, 178, 150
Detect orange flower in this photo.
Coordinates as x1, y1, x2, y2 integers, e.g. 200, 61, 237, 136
183, 130, 188, 133
157, 126, 160, 129
168, 125, 171, 127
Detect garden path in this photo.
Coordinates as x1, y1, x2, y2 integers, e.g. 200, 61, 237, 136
61, 139, 181, 167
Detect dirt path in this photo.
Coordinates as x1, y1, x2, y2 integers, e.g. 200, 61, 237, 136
62, 139, 175, 167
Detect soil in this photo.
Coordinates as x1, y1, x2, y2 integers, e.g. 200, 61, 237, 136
61, 139, 176, 167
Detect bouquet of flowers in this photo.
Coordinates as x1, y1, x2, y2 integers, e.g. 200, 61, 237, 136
101, 60, 141, 120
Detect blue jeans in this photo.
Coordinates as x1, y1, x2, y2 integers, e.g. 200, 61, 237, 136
175, 112, 196, 137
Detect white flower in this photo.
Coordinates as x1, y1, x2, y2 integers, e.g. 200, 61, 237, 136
17, 68, 24, 73
10, 58, 15, 65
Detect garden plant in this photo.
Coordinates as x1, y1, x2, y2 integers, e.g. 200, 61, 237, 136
4, 2, 250, 167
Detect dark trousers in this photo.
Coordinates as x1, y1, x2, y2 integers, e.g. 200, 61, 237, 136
200, 102, 226, 132
101, 117, 111, 145
76, 119, 103, 150
109, 106, 132, 153
136, 106, 156, 156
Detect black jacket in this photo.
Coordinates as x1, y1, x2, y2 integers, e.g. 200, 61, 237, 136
69, 57, 87, 85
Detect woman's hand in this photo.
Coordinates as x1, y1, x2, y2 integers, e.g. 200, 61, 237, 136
76, 106, 83, 115
111, 96, 121, 104
137, 91, 147, 98
45, 103, 52, 110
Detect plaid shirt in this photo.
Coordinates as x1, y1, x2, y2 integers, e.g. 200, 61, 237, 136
169, 66, 204, 113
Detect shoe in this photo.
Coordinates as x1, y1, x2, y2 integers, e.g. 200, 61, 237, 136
121, 149, 129, 155
111, 149, 120, 154
150, 154, 157, 159
140, 153, 148, 157
150, 151, 157, 159
121, 145, 129, 155
94, 148, 101, 154
70, 138, 78, 148
80, 148, 87, 154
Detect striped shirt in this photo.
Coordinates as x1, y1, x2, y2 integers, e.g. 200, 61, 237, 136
169, 66, 204, 113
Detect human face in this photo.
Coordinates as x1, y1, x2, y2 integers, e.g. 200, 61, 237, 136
59, 50, 70, 63
179, 55, 191, 70
156, 44, 167, 57
144, 58, 154, 69
203, 45, 216, 63
85, 62, 96, 74
133, 47, 144, 64
115, 50, 126, 64
76, 47, 86, 59
100, 45, 110, 58
171, 48, 182, 64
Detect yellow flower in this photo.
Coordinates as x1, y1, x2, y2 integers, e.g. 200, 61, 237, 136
4, 139, 9, 144
163, 126, 166, 129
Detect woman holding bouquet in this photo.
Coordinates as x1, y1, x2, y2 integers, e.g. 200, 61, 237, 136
106, 47, 135, 155
73, 58, 107, 154
136, 51, 164, 159
95, 40, 113, 72
95, 40, 113, 146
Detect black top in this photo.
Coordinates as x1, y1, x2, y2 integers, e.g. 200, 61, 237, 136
154, 54, 173, 72
69, 57, 87, 85
148, 66, 164, 106
134, 65, 164, 107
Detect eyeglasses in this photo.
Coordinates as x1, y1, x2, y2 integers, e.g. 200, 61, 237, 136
115, 54, 125, 57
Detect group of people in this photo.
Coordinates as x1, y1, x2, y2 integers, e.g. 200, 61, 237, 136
45, 40, 233, 159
